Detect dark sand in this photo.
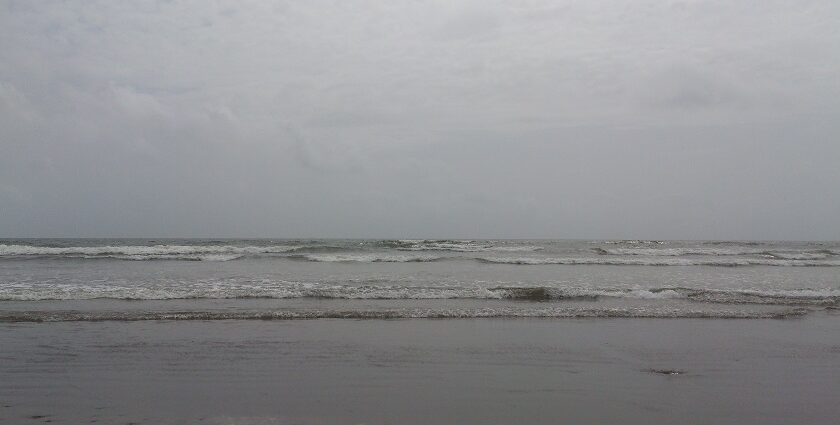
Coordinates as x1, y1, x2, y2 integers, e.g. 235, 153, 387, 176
2, 314, 840, 424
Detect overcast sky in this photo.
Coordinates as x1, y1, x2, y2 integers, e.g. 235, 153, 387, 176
1, 0, 838, 240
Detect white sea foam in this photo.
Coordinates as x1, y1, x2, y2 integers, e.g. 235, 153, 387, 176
761, 252, 833, 260
2, 281, 837, 305
393, 240, 542, 252
299, 253, 444, 263
477, 256, 840, 267
0, 307, 809, 322
601, 240, 668, 245
600, 247, 765, 256
0, 244, 298, 258
599, 247, 833, 259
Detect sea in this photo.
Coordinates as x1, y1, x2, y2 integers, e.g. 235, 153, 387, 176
1, 238, 838, 322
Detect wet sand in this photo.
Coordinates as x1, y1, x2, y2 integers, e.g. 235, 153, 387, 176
2, 314, 840, 424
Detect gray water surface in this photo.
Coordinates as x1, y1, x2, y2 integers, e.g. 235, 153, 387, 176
1, 239, 838, 320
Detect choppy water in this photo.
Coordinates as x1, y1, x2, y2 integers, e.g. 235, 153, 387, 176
1, 239, 838, 321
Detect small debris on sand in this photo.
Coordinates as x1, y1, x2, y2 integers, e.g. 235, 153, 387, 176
648, 369, 686, 375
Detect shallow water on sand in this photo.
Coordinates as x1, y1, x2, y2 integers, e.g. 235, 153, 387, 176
2, 316, 840, 424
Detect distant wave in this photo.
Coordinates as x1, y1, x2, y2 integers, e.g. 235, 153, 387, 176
702, 241, 765, 246
0, 243, 357, 261
380, 239, 543, 252
601, 240, 667, 245
0, 243, 296, 259
593, 247, 835, 259
0, 307, 809, 322
2, 242, 837, 265
0, 241, 540, 261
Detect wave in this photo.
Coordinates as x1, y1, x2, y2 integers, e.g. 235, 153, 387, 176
477, 257, 840, 267
289, 253, 445, 263
702, 240, 764, 246
596, 247, 762, 256
601, 240, 667, 245
594, 247, 835, 259
0, 284, 510, 301
673, 288, 840, 305
75, 253, 247, 262
488, 286, 838, 305
2, 242, 836, 265
381, 240, 543, 252
0, 307, 810, 322
0, 243, 298, 258
0, 241, 540, 261
3, 284, 837, 306
0, 243, 360, 261
760, 251, 835, 260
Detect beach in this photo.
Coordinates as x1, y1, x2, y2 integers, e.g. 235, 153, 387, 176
2, 314, 840, 424
1, 239, 839, 424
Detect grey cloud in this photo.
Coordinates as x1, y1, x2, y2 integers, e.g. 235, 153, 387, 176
0, 0, 838, 239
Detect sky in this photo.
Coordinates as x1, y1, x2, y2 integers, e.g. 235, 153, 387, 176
1, 0, 839, 240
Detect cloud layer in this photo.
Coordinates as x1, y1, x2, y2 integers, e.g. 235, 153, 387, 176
1, 0, 839, 239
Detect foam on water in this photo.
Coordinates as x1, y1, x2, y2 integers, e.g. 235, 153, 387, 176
383, 240, 543, 252
596, 247, 835, 259
0, 307, 809, 322
2, 239, 838, 321
0, 244, 297, 260
294, 253, 445, 263
477, 257, 840, 267
601, 240, 668, 245
2, 281, 837, 306
2, 240, 837, 266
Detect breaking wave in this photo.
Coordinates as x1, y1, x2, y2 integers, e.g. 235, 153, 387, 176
494, 287, 840, 306
2, 284, 837, 306
0, 307, 809, 322
760, 251, 836, 260
601, 240, 667, 245
0, 244, 300, 261
477, 257, 840, 267
2, 241, 836, 266
380, 240, 543, 252
289, 254, 445, 263
594, 247, 836, 259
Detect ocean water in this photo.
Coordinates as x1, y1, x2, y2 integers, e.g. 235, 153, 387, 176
1, 239, 838, 321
